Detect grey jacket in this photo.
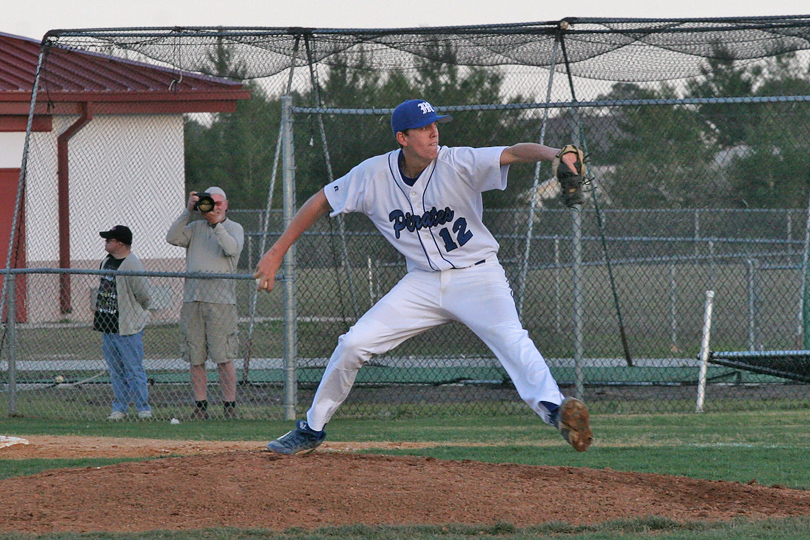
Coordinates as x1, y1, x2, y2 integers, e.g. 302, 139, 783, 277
114, 253, 151, 336
166, 210, 244, 305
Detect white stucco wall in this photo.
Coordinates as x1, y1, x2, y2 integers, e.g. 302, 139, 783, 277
0, 132, 25, 168
25, 114, 188, 264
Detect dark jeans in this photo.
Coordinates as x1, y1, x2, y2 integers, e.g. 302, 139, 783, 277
102, 331, 150, 413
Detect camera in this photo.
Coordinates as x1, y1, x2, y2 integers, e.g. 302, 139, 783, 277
194, 192, 216, 213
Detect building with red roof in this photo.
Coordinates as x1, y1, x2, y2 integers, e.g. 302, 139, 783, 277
0, 32, 251, 322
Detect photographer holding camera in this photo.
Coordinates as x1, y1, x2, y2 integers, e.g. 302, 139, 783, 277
167, 187, 244, 419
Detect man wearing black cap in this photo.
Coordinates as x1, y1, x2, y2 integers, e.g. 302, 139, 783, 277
95, 225, 152, 420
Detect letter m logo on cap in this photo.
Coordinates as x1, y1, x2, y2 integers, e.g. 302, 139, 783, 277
418, 102, 436, 114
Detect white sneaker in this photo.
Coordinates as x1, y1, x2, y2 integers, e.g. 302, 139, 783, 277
137, 410, 152, 419
107, 411, 126, 420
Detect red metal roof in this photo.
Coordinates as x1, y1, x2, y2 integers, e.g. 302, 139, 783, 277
0, 32, 251, 117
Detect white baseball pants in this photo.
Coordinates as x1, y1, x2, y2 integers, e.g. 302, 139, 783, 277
306, 260, 565, 431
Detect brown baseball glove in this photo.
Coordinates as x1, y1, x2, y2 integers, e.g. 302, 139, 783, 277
551, 144, 586, 207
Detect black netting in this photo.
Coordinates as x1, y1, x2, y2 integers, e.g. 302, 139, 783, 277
6, 17, 810, 421
44, 17, 810, 81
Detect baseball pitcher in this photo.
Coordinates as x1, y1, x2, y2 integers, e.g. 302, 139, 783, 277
256, 99, 591, 454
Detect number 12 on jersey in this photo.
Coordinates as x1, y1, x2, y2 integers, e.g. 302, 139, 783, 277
439, 218, 473, 252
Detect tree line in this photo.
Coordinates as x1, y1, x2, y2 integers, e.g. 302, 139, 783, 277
185, 44, 810, 211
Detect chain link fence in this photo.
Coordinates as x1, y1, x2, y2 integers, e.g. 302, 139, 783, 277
3, 206, 808, 420
5, 19, 810, 420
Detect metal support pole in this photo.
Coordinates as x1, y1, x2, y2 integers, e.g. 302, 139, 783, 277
746, 258, 759, 352
304, 36, 360, 319
243, 36, 300, 384
670, 263, 678, 353
558, 27, 586, 396
554, 237, 561, 332
708, 240, 716, 292
800, 193, 810, 348
517, 35, 559, 316
281, 96, 298, 421
559, 26, 631, 368
7, 276, 17, 416
0, 38, 48, 332
572, 206, 585, 399
696, 290, 715, 413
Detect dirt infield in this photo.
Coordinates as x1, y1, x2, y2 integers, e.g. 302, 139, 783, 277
3, 436, 810, 534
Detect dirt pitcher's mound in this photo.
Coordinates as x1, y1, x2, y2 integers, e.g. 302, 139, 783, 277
3, 450, 810, 534
0, 435, 458, 459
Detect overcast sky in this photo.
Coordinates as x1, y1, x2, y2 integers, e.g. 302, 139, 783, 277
5, 0, 810, 40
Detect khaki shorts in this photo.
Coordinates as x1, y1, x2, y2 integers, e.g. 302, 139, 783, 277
180, 302, 239, 366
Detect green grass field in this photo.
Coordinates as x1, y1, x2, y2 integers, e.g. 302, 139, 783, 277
1, 410, 809, 539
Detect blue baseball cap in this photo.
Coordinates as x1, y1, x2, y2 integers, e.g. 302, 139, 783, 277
391, 99, 452, 136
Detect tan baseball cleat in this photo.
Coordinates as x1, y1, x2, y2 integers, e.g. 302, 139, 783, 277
556, 397, 593, 452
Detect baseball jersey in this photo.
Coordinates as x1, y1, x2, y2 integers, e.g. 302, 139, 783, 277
325, 146, 508, 272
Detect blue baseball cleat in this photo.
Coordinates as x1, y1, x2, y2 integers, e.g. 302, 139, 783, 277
266, 420, 326, 455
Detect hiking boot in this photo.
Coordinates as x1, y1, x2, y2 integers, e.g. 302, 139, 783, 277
553, 397, 593, 452
266, 420, 326, 455
107, 411, 126, 420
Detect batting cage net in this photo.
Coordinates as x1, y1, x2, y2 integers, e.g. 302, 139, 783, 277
5, 16, 810, 420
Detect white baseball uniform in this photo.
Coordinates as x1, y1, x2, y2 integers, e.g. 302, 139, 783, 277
306, 145, 565, 431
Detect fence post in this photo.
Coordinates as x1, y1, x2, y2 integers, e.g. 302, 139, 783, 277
696, 290, 715, 413
6, 276, 17, 416
554, 237, 561, 332
746, 258, 760, 351
801, 201, 810, 348
281, 95, 298, 421
670, 263, 678, 352
572, 207, 585, 399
